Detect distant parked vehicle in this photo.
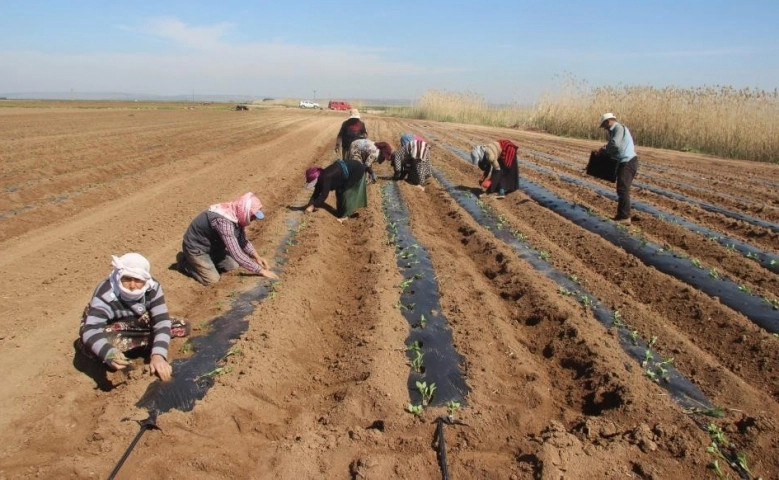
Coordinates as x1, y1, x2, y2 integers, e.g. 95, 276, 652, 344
328, 100, 351, 111
235, 104, 249, 111
299, 100, 321, 109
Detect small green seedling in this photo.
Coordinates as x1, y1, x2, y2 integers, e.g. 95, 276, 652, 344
179, 341, 193, 354
194, 366, 231, 382
224, 346, 243, 359
629, 330, 639, 345
406, 340, 422, 352
568, 274, 579, 284
410, 351, 424, 373
642, 350, 653, 368
691, 258, 702, 269
580, 295, 593, 307
445, 400, 461, 420
738, 284, 753, 295
707, 424, 727, 444
416, 381, 437, 406
399, 278, 414, 292
708, 268, 720, 279
407, 403, 423, 416
558, 287, 573, 296
648, 335, 658, 348
736, 452, 755, 478
644, 369, 657, 382
538, 251, 551, 261
612, 310, 625, 328
418, 314, 428, 328
691, 406, 725, 418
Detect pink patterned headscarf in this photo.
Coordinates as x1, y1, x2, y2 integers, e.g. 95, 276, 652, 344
208, 192, 263, 227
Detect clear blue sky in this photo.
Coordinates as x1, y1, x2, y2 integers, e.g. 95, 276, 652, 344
1, 0, 777, 102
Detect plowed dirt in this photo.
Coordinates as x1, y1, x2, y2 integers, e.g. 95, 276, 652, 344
1, 105, 777, 479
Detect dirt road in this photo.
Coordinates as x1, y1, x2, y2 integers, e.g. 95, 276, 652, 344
0, 106, 777, 479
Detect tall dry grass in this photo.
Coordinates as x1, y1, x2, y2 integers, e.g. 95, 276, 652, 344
533, 77, 779, 162
389, 90, 534, 128
385, 82, 779, 162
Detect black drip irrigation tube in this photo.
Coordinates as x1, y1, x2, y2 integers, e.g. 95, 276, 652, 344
381, 182, 469, 407
431, 168, 712, 409
635, 179, 779, 234
444, 145, 779, 333
512, 155, 779, 276
108, 212, 305, 478
525, 149, 776, 214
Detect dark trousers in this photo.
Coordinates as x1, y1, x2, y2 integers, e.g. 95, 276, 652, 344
616, 156, 639, 219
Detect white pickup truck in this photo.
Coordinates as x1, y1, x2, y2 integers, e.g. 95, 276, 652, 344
299, 100, 321, 109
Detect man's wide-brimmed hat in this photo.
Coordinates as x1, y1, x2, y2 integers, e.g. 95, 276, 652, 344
600, 112, 617, 126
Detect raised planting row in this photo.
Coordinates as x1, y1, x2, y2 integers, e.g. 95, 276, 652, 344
381, 181, 469, 413
430, 167, 762, 480
513, 155, 779, 276
136, 212, 306, 415
442, 145, 779, 334
519, 149, 779, 234
524, 149, 779, 217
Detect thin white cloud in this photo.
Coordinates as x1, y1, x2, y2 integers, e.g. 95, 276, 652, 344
0, 18, 469, 96
118, 17, 234, 51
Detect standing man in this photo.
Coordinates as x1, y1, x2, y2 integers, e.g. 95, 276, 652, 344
334, 108, 367, 157
599, 113, 638, 225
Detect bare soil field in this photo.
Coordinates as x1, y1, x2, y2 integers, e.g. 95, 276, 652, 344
0, 105, 778, 479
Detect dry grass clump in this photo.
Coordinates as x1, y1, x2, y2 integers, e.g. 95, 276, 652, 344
389, 90, 534, 128
532, 77, 779, 162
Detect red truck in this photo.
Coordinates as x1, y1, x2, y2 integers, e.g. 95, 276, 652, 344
328, 100, 351, 110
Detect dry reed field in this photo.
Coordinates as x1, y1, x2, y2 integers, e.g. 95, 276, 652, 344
388, 83, 779, 163
1, 105, 779, 479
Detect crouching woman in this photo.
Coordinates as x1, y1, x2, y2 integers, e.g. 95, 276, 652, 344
177, 192, 279, 286
304, 159, 367, 221
470, 139, 519, 199
78, 253, 189, 381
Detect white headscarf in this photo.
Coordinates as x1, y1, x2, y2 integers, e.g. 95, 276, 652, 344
109, 253, 153, 302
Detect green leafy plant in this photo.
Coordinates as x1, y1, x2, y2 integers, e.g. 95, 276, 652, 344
399, 277, 414, 292
179, 341, 193, 354
691, 257, 703, 268
580, 295, 593, 307
612, 310, 625, 328
406, 341, 422, 352
642, 350, 654, 368
629, 330, 639, 345
407, 403, 423, 416
558, 286, 574, 296
445, 400, 461, 419
194, 366, 231, 382
410, 350, 424, 373
688, 406, 725, 418
416, 381, 437, 406
511, 229, 527, 242
568, 274, 579, 284
648, 335, 658, 348
538, 250, 551, 261
738, 284, 753, 295
708, 268, 720, 279
417, 314, 428, 328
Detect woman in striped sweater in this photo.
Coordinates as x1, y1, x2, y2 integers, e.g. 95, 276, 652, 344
470, 139, 519, 199
79, 253, 189, 381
